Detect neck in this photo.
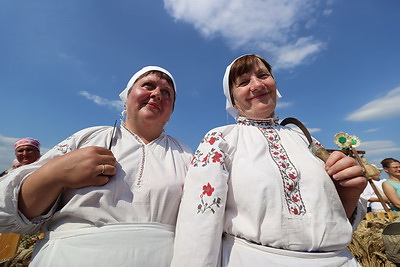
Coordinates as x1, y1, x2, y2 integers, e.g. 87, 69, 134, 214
389, 174, 400, 180
124, 121, 164, 144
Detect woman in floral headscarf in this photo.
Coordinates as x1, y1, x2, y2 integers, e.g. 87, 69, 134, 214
0, 66, 192, 266
0, 138, 40, 178
14, 138, 41, 166
171, 54, 366, 266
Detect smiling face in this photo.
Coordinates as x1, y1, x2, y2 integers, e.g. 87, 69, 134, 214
385, 161, 400, 179
230, 59, 277, 119
15, 145, 40, 165
125, 71, 175, 133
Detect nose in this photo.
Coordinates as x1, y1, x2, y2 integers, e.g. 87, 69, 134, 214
249, 77, 264, 91
150, 88, 161, 100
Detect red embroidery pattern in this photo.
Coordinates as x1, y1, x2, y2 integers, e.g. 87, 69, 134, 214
197, 183, 221, 214
259, 126, 306, 215
56, 135, 75, 153
203, 183, 215, 196
191, 132, 226, 170
56, 143, 71, 153
123, 125, 146, 187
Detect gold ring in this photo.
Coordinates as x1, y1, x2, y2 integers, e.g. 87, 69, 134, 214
101, 164, 105, 175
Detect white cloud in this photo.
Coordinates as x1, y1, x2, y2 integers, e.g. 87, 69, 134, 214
0, 136, 18, 171
323, 9, 333, 16
274, 37, 325, 69
276, 101, 292, 109
365, 128, 381, 133
79, 91, 124, 110
0, 136, 18, 145
164, 0, 327, 69
309, 128, 321, 134
346, 87, 400, 121
358, 140, 400, 156
281, 123, 320, 136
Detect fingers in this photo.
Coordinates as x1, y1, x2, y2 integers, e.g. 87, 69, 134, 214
326, 154, 358, 176
324, 151, 348, 169
330, 164, 364, 181
92, 146, 115, 155
54, 146, 118, 189
92, 175, 110, 186
324, 151, 365, 185
97, 163, 117, 177
94, 163, 115, 187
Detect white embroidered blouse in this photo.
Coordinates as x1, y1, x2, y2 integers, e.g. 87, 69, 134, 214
0, 125, 193, 233
172, 117, 356, 266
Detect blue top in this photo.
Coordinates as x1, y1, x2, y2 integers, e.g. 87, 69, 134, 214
384, 180, 400, 211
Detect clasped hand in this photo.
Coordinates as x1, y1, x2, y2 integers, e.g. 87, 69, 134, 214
324, 151, 367, 218
47, 146, 117, 189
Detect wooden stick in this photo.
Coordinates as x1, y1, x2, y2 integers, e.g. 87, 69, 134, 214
351, 148, 391, 213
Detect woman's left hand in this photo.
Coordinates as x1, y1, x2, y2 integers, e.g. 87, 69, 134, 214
324, 151, 367, 218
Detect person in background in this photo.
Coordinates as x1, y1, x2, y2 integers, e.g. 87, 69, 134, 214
171, 54, 366, 266
12, 159, 22, 169
382, 158, 400, 212
361, 167, 390, 213
0, 66, 193, 266
0, 138, 41, 264
0, 160, 18, 178
0, 138, 41, 178
14, 138, 41, 166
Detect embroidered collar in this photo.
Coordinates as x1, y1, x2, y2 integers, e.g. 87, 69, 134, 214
122, 124, 165, 145
237, 116, 279, 127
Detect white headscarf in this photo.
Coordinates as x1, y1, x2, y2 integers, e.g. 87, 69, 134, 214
223, 54, 282, 120
119, 66, 176, 104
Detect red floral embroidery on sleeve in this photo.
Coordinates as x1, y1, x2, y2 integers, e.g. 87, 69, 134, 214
211, 151, 222, 163
208, 137, 217, 145
202, 183, 214, 196
191, 132, 226, 170
197, 182, 221, 214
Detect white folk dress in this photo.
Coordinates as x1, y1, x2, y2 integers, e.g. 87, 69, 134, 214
360, 179, 388, 212
171, 117, 363, 267
0, 125, 193, 267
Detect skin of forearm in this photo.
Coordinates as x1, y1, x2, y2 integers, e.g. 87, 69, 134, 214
18, 168, 64, 219
341, 197, 359, 219
369, 196, 389, 202
389, 198, 400, 209
335, 182, 363, 219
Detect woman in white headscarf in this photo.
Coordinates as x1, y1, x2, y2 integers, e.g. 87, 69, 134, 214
171, 54, 366, 266
0, 66, 193, 266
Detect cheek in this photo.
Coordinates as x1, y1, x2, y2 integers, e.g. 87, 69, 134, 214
162, 103, 174, 117
232, 89, 245, 105
127, 89, 148, 102
161, 96, 174, 108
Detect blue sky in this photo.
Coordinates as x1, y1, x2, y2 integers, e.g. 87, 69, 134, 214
1, 0, 399, 179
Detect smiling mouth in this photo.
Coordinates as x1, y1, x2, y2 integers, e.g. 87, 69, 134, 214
249, 92, 268, 100
146, 102, 161, 111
